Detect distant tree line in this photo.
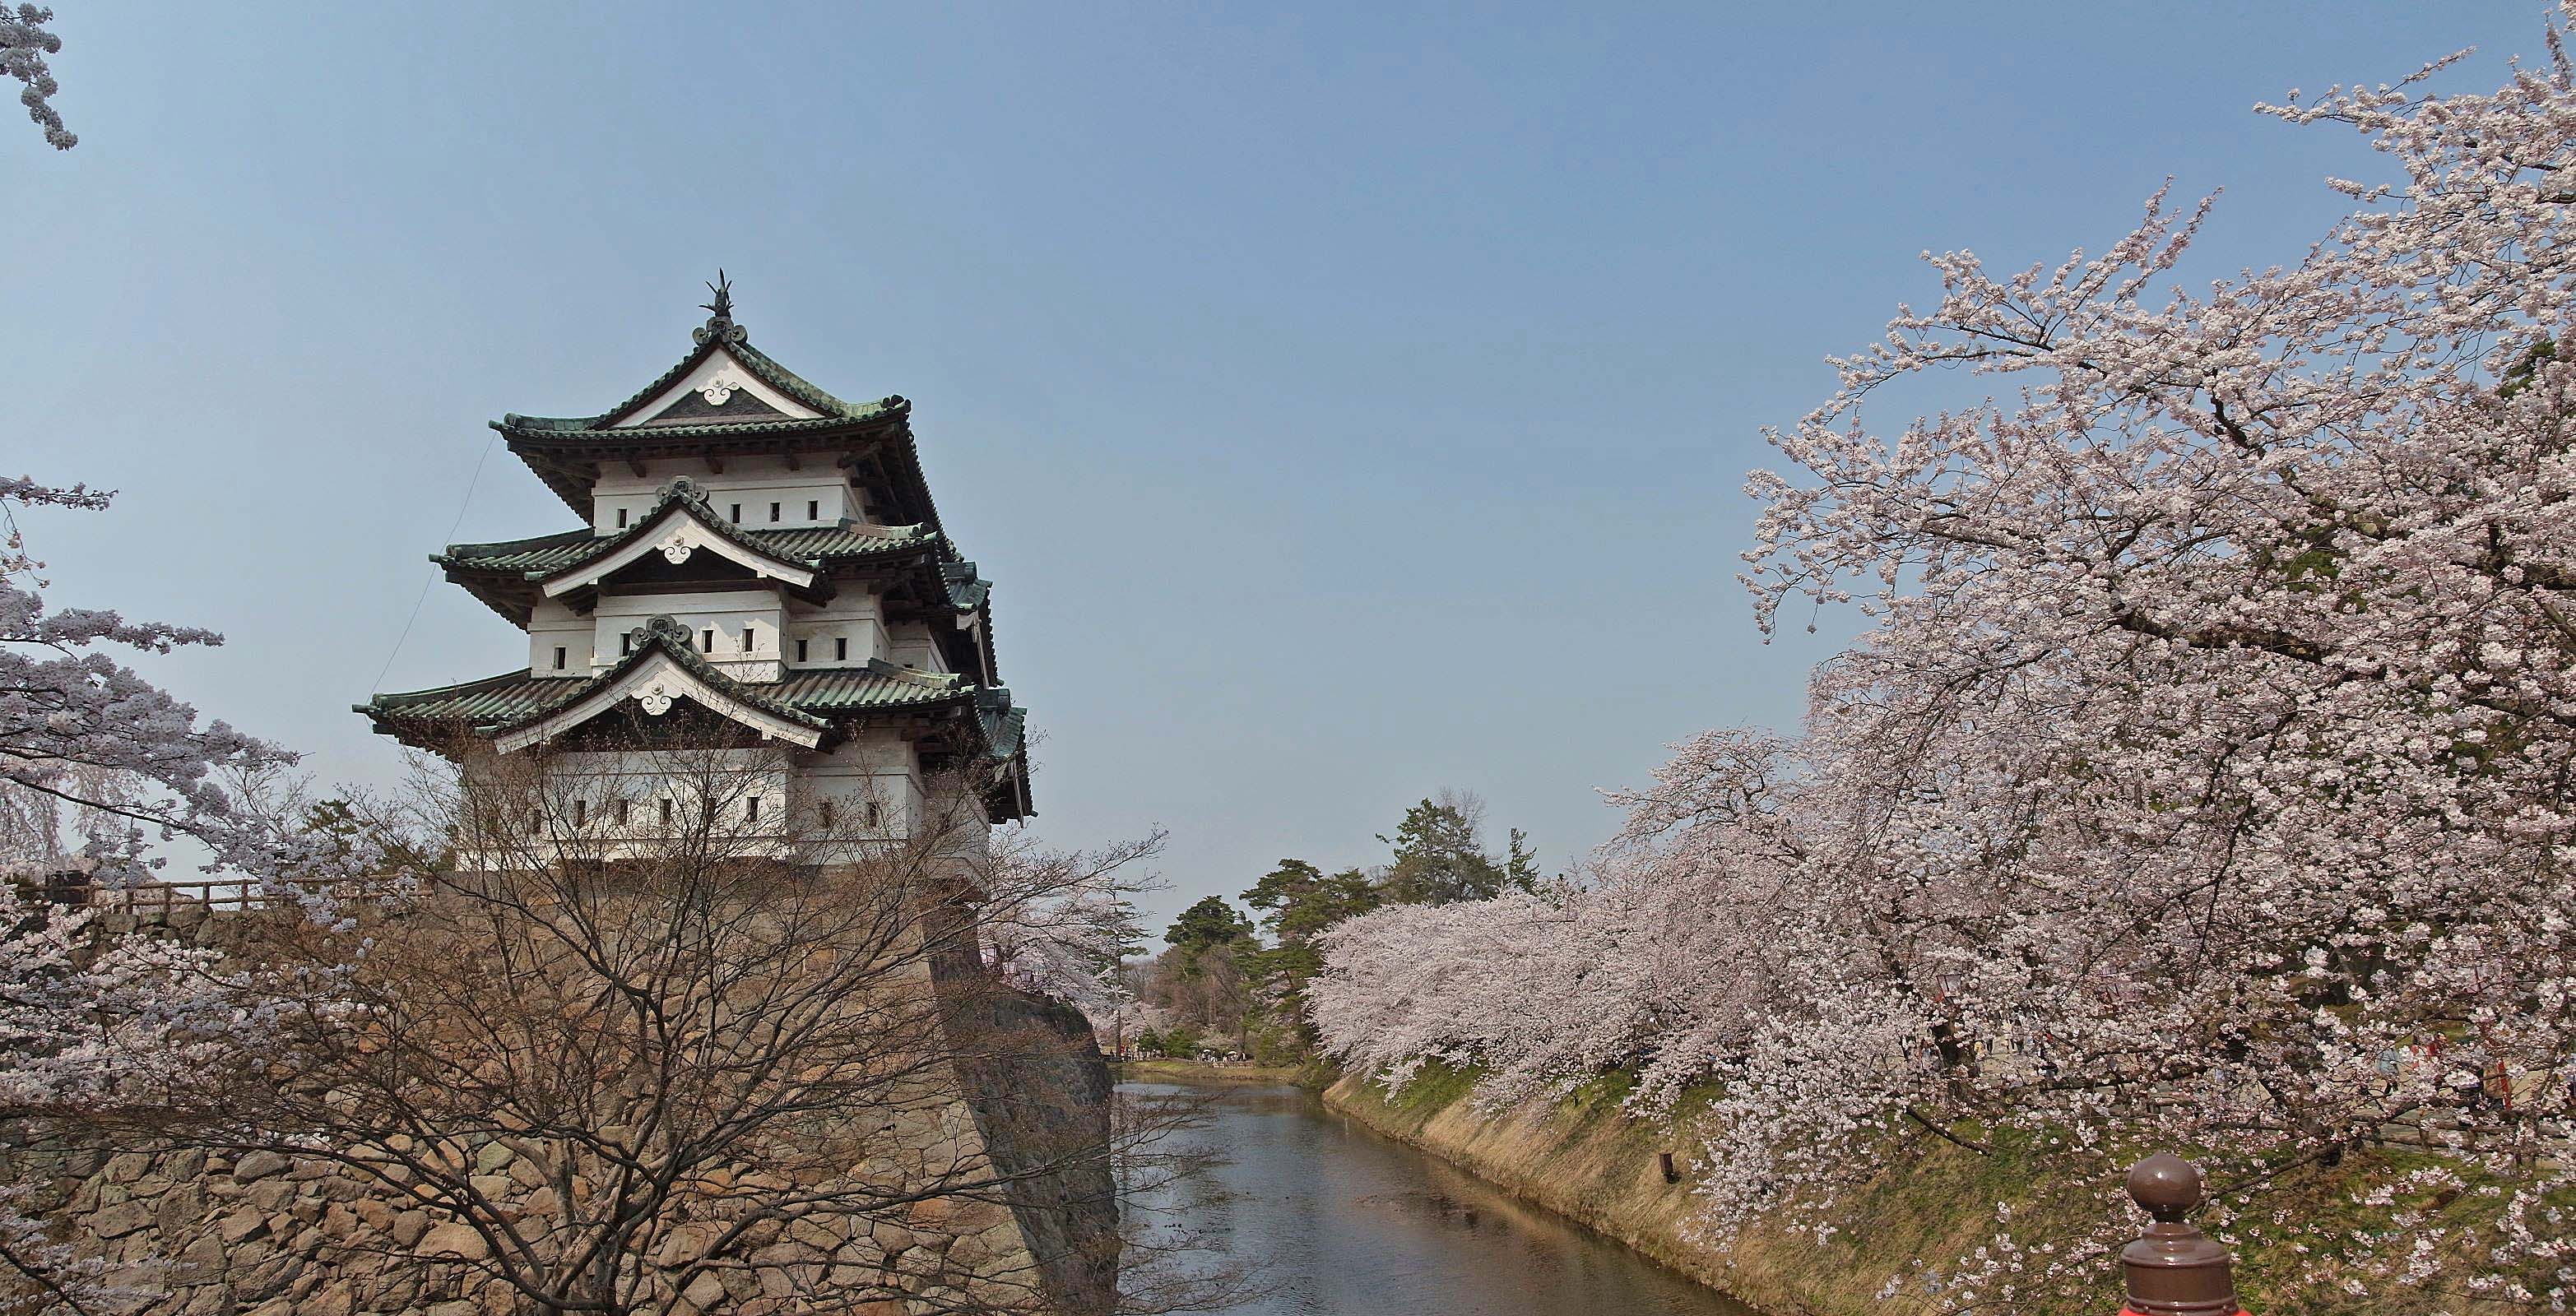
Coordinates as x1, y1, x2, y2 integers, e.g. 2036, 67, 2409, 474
1126, 790, 1543, 1063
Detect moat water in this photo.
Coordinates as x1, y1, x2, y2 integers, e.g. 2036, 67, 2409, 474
1118, 1080, 1752, 1316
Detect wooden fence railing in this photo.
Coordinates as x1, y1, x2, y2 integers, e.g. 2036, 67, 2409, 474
19, 873, 403, 918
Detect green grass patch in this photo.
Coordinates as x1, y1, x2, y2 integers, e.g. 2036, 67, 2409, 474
1385, 1059, 1482, 1118
1556, 1068, 1637, 1124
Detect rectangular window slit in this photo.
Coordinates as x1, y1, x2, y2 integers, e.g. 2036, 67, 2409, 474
768, 502, 781, 522
703, 628, 715, 652
834, 637, 848, 661
614, 799, 629, 827
730, 503, 741, 524
819, 799, 833, 827
573, 799, 587, 827
866, 801, 881, 828
615, 507, 629, 529
741, 626, 754, 653
745, 796, 761, 822
659, 798, 674, 827
553, 646, 566, 670
621, 633, 633, 655
796, 638, 809, 663
807, 500, 819, 520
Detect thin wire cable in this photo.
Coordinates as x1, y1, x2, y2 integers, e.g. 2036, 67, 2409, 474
369, 433, 499, 695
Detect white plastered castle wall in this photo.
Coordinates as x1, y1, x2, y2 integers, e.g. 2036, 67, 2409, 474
593, 455, 864, 535
786, 591, 891, 668
884, 621, 954, 674
800, 730, 924, 840
592, 588, 788, 675
528, 599, 595, 676
541, 747, 791, 829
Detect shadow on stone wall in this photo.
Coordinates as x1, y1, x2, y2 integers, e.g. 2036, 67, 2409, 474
934, 966, 1121, 1316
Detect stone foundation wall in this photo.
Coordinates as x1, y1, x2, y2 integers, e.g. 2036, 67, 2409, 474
15, 902, 1121, 1316
940, 980, 1119, 1316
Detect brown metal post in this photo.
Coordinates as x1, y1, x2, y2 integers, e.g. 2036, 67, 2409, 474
2121, 1152, 2239, 1316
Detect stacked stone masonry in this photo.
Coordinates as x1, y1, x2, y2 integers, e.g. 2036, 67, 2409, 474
14, 902, 1118, 1316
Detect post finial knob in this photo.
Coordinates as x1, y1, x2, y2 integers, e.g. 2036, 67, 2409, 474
2121, 1152, 2237, 1316
2128, 1150, 2203, 1224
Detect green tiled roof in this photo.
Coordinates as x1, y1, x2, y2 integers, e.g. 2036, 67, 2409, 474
757, 523, 946, 564
362, 669, 592, 725
774, 661, 974, 710
975, 695, 1028, 763
358, 646, 1032, 818
439, 519, 945, 579
485, 308, 948, 535
363, 655, 986, 730
498, 324, 903, 435
939, 562, 991, 612
497, 414, 895, 440
435, 528, 601, 575
363, 623, 814, 734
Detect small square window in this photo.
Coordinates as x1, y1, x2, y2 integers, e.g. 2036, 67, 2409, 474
796, 638, 809, 663
834, 637, 848, 661
768, 502, 781, 522
615, 507, 629, 529
807, 500, 819, 520
553, 646, 566, 670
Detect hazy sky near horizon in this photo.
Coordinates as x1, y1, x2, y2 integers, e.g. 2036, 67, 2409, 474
4, 2, 2545, 927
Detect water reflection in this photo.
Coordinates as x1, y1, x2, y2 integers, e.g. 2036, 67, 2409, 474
1120, 1080, 1752, 1316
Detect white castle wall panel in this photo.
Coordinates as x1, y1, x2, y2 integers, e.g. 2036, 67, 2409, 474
593, 456, 862, 535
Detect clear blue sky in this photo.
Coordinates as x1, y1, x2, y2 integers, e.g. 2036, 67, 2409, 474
6, 2, 2539, 929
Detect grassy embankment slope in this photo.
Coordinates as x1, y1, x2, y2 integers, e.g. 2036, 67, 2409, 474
1325, 1063, 2518, 1316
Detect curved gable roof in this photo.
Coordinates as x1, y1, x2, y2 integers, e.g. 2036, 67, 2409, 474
487, 619, 829, 753
535, 479, 819, 597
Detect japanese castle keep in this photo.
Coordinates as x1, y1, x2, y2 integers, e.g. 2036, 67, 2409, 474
360, 278, 1032, 841
340, 280, 1115, 1314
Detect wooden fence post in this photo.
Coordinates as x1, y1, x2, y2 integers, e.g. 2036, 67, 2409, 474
2120, 1152, 2242, 1316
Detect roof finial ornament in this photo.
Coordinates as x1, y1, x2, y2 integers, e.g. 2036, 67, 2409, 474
693, 270, 748, 345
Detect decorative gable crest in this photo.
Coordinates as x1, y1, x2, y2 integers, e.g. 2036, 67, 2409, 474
614, 347, 813, 428
538, 488, 820, 598
492, 618, 827, 753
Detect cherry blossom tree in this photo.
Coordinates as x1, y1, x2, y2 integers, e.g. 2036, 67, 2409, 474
983, 831, 1167, 1053
0, 7, 72, 151
0, 478, 338, 886
0, 478, 354, 1314
1319, 9, 2576, 1307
